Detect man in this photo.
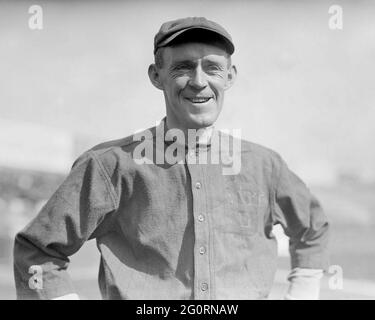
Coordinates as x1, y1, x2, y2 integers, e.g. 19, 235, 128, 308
14, 17, 329, 300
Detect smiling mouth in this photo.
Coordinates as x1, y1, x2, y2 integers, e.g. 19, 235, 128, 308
185, 97, 212, 104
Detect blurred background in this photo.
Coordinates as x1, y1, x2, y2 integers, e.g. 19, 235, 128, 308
0, 0, 374, 299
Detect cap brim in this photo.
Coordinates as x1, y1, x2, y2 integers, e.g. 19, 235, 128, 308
156, 26, 234, 54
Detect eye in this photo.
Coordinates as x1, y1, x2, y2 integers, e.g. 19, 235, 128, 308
172, 64, 191, 71
205, 64, 223, 73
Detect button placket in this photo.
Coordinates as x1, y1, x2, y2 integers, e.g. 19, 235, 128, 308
186, 148, 197, 165
186, 161, 211, 299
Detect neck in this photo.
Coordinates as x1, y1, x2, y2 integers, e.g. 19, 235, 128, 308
165, 116, 214, 146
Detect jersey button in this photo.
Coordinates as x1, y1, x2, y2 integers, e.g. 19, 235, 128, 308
201, 283, 208, 291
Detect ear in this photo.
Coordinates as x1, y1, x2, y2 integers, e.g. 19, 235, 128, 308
224, 64, 237, 90
148, 64, 164, 90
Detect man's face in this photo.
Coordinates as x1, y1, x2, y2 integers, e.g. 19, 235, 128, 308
150, 42, 236, 130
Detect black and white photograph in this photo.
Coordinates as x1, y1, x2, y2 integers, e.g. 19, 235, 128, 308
0, 0, 374, 302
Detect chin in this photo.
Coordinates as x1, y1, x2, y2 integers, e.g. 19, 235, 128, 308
188, 113, 218, 129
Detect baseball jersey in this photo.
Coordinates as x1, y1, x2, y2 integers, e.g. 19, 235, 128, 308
14, 119, 329, 299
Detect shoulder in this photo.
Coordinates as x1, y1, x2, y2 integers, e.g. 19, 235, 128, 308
72, 125, 156, 170
245, 139, 285, 176
220, 130, 283, 164
91, 125, 156, 153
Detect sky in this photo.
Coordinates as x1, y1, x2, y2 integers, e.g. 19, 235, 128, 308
0, 0, 374, 184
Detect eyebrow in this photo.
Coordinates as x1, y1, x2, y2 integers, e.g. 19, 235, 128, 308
169, 60, 196, 69
170, 58, 225, 69
203, 58, 224, 65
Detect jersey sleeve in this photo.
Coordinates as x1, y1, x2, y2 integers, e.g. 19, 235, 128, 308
272, 155, 330, 270
13, 151, 118, 299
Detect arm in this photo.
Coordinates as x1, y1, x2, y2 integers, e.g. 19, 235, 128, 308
13, 152, 118, 299
272, 155, 330, 299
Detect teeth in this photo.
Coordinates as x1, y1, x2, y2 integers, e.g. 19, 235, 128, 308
188, 97, 211, 103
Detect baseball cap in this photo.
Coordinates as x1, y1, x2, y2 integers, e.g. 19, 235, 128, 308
154, 17, 235, 55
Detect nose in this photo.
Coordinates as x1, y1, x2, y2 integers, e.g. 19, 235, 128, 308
188, 66, 207, 89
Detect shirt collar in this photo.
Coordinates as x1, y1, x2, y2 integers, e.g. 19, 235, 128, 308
158, 117, 215, 148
